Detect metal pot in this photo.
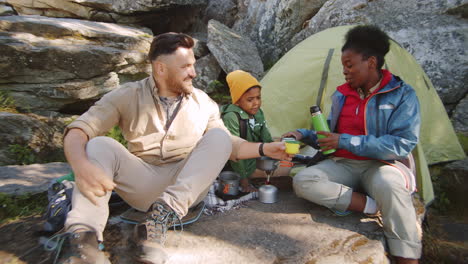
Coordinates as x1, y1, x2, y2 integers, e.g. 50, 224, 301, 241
218, 171, 240, 196
259, 184, 278, 203
256, 156, 279, 172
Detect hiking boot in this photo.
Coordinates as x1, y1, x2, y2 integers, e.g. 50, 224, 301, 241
44, 229, 110, 264
133, 201, 182, 264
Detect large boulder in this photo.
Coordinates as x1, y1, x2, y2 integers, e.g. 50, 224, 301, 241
0, 2, 15, 16
453, 94, 468, 133
194, 54, 222, 93
5, 0, 207, 21
0, 15, 152, 114
207, 19, 264, 79
232, 0, 327, 65
0, 162, 70, 195
289, 0, 468, 109
0, 112, 66, 166
204, 0, 238, 28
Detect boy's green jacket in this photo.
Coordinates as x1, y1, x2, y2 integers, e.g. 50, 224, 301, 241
221, 104, 273, 179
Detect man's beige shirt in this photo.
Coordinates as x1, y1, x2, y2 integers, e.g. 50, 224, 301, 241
66, 76, 246, 165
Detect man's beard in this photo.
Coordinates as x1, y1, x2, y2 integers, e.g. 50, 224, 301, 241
168, 77, 193, 95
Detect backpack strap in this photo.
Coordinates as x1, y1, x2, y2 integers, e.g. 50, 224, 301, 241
236, 112, 248, 139
220, 105, 248, 139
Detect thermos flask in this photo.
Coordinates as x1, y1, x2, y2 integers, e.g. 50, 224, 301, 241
310, 105, 336, 155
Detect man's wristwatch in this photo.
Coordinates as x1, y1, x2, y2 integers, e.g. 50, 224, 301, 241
259, 143, 265, 156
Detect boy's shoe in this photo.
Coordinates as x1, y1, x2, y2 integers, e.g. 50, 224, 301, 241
44, 228, 110, 264
133, 201, 182, 264
330, 208, 352, 217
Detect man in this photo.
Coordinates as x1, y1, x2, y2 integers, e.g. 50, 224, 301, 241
57, 32, 290, 263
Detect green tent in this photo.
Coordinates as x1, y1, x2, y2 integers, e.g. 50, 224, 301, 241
260, 25, 466, 204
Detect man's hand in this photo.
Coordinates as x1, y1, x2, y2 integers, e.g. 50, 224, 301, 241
74, 161, 116, 206
317, 131, 340, 151
281, 131, 303, 140
263, 142, 294, 161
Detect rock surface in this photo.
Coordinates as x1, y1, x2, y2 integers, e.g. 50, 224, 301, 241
5, 0, 207, 23
194, 54, 222, 93
232, 0, 327, 65
134, 192, 388, 264
452, 94, 468, 133
207, 19, 264, 79
0, 112, 65, 166
0, 15, 152, 114
0, 162, 70, 195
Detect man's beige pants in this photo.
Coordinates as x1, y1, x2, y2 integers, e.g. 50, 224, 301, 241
65, 128, 232, 241
293, 158, 421, 259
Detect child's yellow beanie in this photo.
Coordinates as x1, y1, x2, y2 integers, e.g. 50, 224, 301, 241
226, 70, 261, 104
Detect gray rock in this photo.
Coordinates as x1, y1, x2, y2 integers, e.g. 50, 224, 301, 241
0, 162, 70, 195
6, 0, 207, 21
0, 3, 14, 16
0, 15, 152, 113
232, 0, 327, 65
204, 0, 238, 27
0, 112, 65, 166
289, 0, 468, 106
191, 33, 210, 58
194, 54, 222, 93
207, 19, 264, 79
452, 94, 468, 133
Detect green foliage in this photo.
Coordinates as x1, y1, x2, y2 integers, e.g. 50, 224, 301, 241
8, 144, 36, 165
106, 126, 127, 146
0, 192, 48, 224
264, 57, 280, 72
208, 80, 232, 105
0, 90, 17, 113
208, 80, 225, 92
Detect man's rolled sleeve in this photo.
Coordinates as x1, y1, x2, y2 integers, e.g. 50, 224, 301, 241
64, 92, 121, 140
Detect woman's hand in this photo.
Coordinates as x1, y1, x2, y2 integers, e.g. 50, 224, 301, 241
317, 131, 340, 151
281, 131, 303, 140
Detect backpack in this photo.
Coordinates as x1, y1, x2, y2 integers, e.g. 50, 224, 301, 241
43, 180, 74, 233
220, 104, 248, 139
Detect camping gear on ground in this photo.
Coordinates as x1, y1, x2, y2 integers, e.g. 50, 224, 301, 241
292, 153, 327, 167
43, 180, 74, 233
256, 157, 279, 204
43, 172, 126, 233
218, 171, 240, 196
310, 105, 335, 154
260, 25, 466, 205
256, 156, 279, 174
120, 201, 205, 226
258, 185, 278, 204
204, 181, 258, 215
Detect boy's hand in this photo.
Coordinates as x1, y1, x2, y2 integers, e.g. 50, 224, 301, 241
281, 131, 303, 140
263, 142, 294, 161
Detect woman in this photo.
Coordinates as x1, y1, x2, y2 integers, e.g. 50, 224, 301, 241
283, 25, 421, 264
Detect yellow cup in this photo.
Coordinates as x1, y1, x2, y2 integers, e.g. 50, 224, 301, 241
285, 141, 300, 154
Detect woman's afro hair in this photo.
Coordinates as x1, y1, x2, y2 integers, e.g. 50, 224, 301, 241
341, 25, 390, 69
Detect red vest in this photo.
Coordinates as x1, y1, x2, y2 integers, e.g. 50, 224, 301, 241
333, 70, 392, 160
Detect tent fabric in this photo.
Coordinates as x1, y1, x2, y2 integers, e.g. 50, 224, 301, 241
260, 25, 466, 204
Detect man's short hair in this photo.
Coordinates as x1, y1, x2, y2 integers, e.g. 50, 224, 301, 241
148, 32, 194, 61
